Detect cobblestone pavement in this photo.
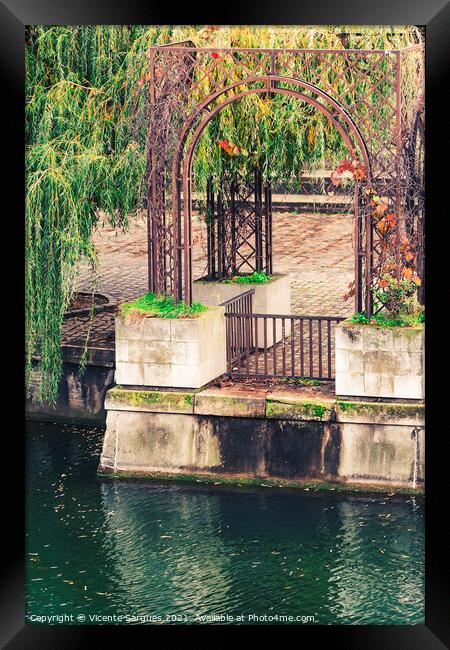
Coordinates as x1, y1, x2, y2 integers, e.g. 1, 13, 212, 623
67, 209, 354, 347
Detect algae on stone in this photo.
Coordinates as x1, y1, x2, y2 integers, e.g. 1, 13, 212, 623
108, 387, 195, 412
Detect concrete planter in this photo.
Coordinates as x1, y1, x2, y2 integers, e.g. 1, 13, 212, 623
335, 322, 424, 400
115, 306, 227, 389
192, 273, 291, 347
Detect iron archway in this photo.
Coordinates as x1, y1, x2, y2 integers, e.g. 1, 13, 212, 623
171, 76, 372, 304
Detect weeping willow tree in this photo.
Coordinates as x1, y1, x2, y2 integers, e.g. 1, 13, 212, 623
26, 25, 165, 404
26, 25, 422, 404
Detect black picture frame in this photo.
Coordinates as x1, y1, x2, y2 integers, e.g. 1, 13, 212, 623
4, 1, 449, 646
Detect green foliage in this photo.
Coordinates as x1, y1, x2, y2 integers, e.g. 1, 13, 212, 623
26, 25, 163, 403
349, 310, 425, 327
350, 313, 372, 325
224, 271, 270, 284
120, 293, 207, 319
372, 275, 421, 319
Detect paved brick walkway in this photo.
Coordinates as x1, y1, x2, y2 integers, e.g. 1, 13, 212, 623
66, 208, 354, 348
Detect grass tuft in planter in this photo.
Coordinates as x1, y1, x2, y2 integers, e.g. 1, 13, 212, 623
223, 271, 270, 285
349, 310, 424, 328
120, 293, 207, 319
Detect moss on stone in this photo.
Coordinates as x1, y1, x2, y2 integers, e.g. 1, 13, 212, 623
392, 325, 425, 337
195, 392, 266, 418
266, 398, 334, 421
336, 400, 424, 420
109, 387, 195, 410
265, 397, 424, 424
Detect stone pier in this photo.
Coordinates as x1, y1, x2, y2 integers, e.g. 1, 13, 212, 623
99, 386, 425, 491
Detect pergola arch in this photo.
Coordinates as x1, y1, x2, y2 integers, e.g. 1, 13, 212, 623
172, 75, 372, 178
146, 42, 424, 315
171, 76, 371, 304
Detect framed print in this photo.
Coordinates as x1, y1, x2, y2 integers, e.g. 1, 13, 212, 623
2, 0, 448, 646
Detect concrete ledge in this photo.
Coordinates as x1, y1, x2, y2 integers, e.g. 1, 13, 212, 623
194, 389, 266, 418
265, 395, 335, 421
100, 410, 221, 475
100, 386, 426, 489
105, 386, 195, 414
337, 422, 424, 486
27, 356, 115, 426
336, 400, 425, 426
103, 385, 425, 425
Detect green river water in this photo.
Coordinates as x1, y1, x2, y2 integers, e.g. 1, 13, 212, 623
26, 421, 424, 625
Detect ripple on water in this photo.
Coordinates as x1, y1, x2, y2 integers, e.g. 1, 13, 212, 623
26, 422, 424, 624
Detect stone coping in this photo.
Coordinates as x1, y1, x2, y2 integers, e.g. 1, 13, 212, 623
106, 385, 424, 425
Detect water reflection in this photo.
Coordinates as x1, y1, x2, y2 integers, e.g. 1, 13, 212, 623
26, 422, 424, 624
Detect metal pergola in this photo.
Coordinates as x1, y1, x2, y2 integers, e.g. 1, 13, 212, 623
145, 41, 424, 316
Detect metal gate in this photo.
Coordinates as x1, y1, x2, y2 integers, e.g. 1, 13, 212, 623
222, 290, 344, 380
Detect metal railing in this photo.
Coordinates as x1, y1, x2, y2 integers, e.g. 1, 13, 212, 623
223, 305, 344, 380
221, 289, 255, 366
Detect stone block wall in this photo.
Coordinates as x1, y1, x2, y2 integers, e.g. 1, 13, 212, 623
99, 385, 425, 489
335, 322, 424, 399
26, 346, 115, 425
115, 306, 227, 389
